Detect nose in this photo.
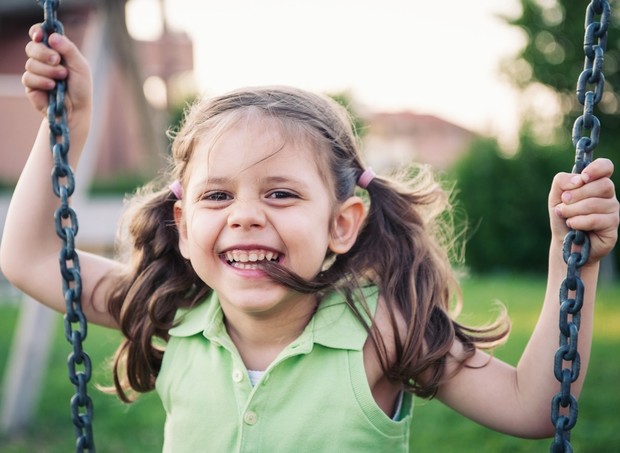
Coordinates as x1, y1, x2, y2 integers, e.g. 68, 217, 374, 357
227, 198, 266, 230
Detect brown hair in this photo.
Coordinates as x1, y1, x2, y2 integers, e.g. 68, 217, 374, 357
106, 86, 509, 402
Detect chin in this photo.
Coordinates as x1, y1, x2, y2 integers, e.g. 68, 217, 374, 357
219, 286, 313, 315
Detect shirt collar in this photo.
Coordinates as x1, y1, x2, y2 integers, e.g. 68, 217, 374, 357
168, 286, 379, 352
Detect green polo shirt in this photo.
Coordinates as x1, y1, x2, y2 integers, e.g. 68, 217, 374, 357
156, 287, 413, 452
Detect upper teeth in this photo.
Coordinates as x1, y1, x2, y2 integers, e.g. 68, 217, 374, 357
225, 250, 279, 263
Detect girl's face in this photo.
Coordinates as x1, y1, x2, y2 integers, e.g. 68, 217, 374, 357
175, 116, 364, 321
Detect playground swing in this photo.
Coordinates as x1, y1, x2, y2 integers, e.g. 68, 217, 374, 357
35, 1, 611, 452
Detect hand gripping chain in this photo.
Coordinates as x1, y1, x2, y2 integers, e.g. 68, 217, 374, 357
550, 1, 610, 452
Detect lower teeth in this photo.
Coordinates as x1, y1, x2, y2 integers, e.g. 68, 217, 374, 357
230, 262, 260, 270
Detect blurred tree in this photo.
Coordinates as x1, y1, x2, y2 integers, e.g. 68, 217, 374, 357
328, 92, 367, 139
503, 0, 619, 279
502, 0, 620, 169
451, 133, 565, 273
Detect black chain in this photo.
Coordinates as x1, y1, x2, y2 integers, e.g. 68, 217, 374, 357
550, 1, 610, 452
37, 1, 95, 451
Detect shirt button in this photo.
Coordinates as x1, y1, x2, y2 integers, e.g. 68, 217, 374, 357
232, 369, 244, 383
243, 411, 258, 425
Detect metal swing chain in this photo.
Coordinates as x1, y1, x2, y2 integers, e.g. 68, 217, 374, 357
37, 1, 95, 451
550, 1, 610, 452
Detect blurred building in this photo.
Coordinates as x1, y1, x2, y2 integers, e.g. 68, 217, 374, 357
0, 0, 194, 186
363, 111, 475, 172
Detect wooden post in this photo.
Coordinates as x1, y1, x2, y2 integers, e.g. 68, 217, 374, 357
0, 297, 57, 435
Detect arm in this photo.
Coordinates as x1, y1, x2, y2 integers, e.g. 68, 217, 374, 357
437, 158, 619, 438
0, 26, 120, 328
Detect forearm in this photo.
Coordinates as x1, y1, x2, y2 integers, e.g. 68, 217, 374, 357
0, 115, 90, 309
438, 243, 599, 438
515, 242, 598, 424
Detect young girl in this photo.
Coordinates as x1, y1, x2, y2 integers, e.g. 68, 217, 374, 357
1, 25, 618, 452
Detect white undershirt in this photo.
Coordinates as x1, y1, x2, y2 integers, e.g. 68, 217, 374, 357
247, 369, 265, 386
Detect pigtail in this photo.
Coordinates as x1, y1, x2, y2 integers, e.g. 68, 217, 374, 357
345, 167, 510, 398
106, 185, 209, 402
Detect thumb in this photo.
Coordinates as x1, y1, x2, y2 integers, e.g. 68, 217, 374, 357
47, 33, 88, 74
46, 32, 92, 118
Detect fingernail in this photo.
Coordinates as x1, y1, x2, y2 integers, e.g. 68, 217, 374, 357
49, 33, 61, 46
581, 173, 591, 183
570, 175, 581, 185
49, 54, 59, 64
561, 192, 572, 203
555, 206, 563, 217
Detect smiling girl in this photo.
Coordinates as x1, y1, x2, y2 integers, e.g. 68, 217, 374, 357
1, 25, 618, 452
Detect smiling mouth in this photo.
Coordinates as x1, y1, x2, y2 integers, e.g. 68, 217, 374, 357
224, 249, 281, 270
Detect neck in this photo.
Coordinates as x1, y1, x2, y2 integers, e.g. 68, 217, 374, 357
222, 294, 318, 371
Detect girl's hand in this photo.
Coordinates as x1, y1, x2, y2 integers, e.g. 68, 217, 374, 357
22, 24, 92, 125
549, 158, 619, 263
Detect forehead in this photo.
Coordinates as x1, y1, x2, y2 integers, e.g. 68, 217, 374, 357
189, 111, 330, 178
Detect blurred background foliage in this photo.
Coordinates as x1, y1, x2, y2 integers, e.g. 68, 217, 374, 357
450, 0, 619, 275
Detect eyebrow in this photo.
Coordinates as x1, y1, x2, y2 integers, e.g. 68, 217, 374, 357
192, 175, 310, 190
260, 175, 307, 187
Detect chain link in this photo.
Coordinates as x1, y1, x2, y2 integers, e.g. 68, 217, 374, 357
37, 1, 95, 451
551, 1, 610, 452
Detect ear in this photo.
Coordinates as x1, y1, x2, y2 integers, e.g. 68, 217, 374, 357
173, 201, 190, 259
328, 196, 366, 254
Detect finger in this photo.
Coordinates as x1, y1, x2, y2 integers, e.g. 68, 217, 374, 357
565, 211, 620, 233
47, 33, 89, 76
560, 177, 616, 205
28, 24, 45, 42
25, 40, 61, 65
24, 57, 67, 82
581, 158, 614, 182
557, 197, 619, 225
22, 70, 57, 92
549, 172, 580, 207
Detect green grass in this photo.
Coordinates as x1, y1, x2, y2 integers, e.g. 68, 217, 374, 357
1, 275, 619, 452
411, 275, 620, 452
0, 307, 165, 453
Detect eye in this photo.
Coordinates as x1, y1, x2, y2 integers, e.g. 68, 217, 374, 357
201, 191, 232, 202
267, 190, 299, 200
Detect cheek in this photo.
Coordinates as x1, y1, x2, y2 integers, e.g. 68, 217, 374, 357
185, 211, 221, 257
281, 212, 332, 266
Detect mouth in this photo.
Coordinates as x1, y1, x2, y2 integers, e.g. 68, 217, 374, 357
223, 249, 281, 270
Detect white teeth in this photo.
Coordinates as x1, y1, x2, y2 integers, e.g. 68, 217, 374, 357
224, 249, 279, 265
232, 262, 259, 270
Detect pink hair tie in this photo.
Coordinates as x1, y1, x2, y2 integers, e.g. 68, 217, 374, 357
357, 167, 376, 189
169, 180, 183, 200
